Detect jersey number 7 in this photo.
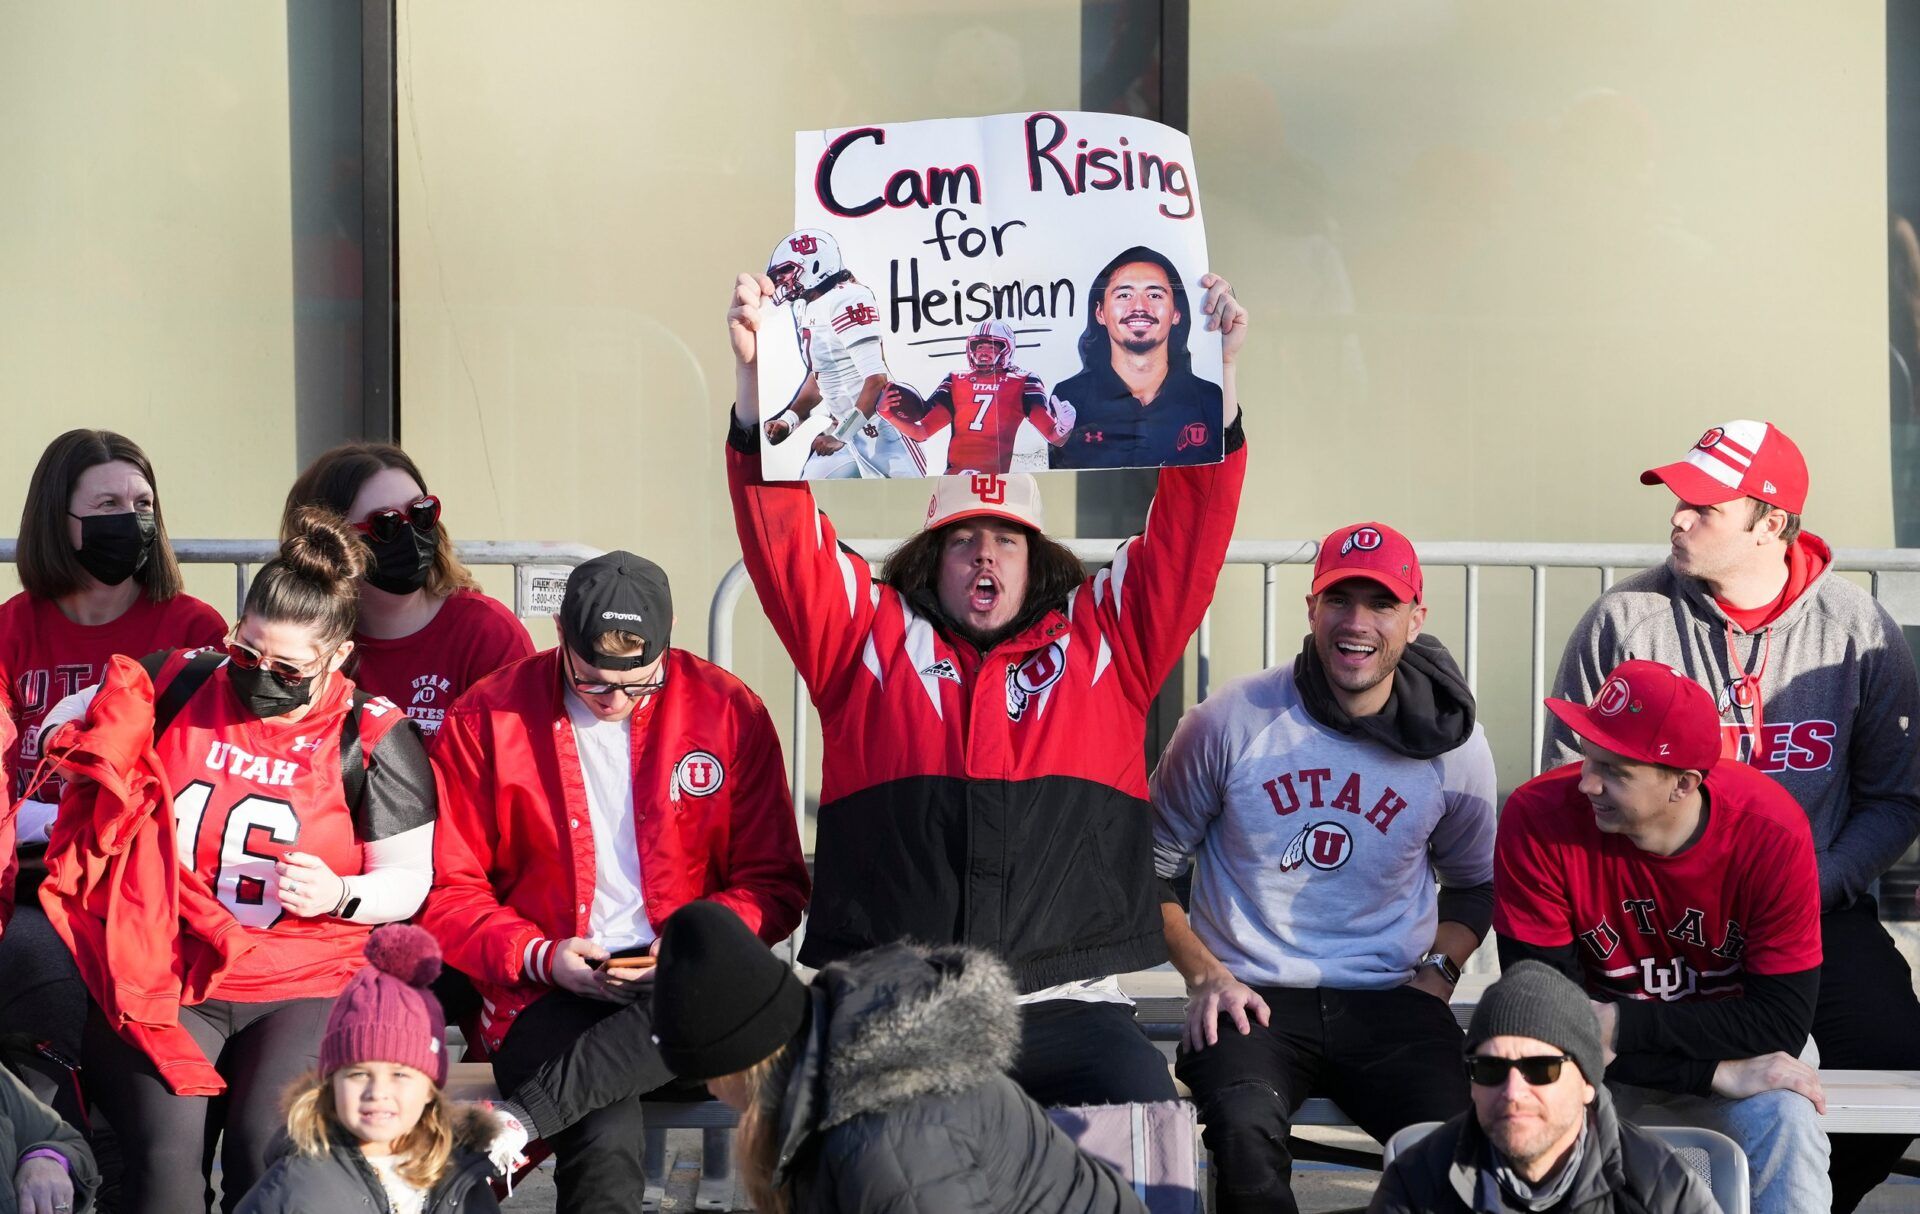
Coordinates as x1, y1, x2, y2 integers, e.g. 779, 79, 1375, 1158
969, 390, 996, 431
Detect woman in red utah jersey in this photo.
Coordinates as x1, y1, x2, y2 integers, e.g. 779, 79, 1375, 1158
38, 509, 437, 1214
282, 444, 532, 746
0, 430, 227, 1129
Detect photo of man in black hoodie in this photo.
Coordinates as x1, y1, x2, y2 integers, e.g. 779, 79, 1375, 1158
1048, 245, 1226, 470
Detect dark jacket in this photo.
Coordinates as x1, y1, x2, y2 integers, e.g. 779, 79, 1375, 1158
235, 1104, 503, 1214
1369, 1087, 1716, 1214
769, 943, 1148, 1214
1047, 362, 1223, 469
727, 415, 1245, 989
0, 1063, 97, 1214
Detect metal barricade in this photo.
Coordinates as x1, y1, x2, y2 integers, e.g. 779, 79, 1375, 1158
709, 539, 1920, 844
0, 538, 603, 619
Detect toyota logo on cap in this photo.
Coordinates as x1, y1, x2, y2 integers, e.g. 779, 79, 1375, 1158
1340, 527, 1383, 556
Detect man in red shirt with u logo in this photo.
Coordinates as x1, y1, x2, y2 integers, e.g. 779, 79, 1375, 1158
1501, 659, 1828, 1214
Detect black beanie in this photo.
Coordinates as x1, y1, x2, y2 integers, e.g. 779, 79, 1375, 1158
1465, 961, 1605, 1085
651, 901, 808, 1081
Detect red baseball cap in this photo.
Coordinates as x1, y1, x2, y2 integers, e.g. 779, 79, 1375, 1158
1544, 660, 1721, 772
1640, 419, 1808, 514
925, 472, 1045, 532
1312, 521, 1422, 603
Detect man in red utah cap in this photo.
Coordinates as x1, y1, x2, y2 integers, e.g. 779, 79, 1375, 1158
1500, 660, 1827, 1214
1546, 419, 1920, 1210
1154, 522, 1494, 1213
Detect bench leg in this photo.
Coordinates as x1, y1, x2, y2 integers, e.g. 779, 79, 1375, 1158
644, 1125, 669, 1212
695, 1127, 736, 1210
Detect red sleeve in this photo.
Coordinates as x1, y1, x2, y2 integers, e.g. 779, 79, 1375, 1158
1740, 819, 1824, 975
726, 440, 880, 707
887, 377, 954, 443
1493, 782, 1577, 947
699, 695, 810, 943
0, 672, 14, 929
419, 703, 543, 985
1088, 439, 1246, 697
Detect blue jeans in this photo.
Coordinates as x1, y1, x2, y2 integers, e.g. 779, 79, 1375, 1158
1609, 1081, 1831, 1214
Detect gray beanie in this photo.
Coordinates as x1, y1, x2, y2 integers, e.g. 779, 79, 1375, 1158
1464, 961, 1605, 1084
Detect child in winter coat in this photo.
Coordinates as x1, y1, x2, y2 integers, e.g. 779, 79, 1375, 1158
237, 925, 517, 1214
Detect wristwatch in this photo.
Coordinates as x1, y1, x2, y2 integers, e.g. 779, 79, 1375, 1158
1417, 952, 1461, 985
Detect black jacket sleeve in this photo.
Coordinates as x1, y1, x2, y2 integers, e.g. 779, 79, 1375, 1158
1613, 968, 1819, 1063
1494, 933, 1585, 983
1437, 881, 1495, 940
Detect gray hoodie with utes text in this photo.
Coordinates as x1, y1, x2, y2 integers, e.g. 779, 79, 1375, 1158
1545, 536, 1920, 908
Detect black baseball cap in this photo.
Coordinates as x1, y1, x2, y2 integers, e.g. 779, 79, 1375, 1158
560, 551, 672, 671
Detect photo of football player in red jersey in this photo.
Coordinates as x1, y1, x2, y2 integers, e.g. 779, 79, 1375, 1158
879, 321, 1076, 475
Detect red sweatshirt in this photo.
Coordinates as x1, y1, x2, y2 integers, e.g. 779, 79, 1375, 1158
31, 656, 254, 1096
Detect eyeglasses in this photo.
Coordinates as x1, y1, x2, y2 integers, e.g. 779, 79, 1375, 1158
1465, 1054, 1573, 1087
563, 648, 665, 700
223, 637, 329, 687
352, 496, 441, 545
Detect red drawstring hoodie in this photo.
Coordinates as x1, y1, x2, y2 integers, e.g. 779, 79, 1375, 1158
25, 655, 254, 1096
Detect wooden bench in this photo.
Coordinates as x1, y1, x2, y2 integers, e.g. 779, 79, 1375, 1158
1120, 970, 1920, 1136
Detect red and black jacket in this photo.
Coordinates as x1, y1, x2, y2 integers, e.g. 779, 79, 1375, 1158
727, 413, 1247, 989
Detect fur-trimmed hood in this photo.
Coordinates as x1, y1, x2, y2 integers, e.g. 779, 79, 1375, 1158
772, 942, 1020, 1181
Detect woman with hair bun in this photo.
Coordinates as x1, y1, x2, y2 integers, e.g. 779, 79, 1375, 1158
31, 508, 439, 1214
282, 444, 531, 743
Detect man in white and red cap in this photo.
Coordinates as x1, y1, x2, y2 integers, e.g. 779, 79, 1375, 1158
1502, 659, 1828, 1214
723, 267, 1249, 1106
1152, 521, 1495, 1213
1546, 420, 1920, 1210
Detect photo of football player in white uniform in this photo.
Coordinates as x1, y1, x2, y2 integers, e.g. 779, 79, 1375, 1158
762, 229, 925, 479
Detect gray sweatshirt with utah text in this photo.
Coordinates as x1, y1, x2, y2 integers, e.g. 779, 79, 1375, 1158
1151, 664, 1496, 990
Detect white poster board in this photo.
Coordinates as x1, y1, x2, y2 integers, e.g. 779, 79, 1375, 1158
756, 111, 1219, 481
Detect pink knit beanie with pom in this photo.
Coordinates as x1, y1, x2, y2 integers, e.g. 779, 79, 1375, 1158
320, 924, 448, 1086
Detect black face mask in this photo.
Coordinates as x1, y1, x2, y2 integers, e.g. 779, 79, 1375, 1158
226, 662, 320, 720
71, 511, 157, 586
363, 526, 436, 595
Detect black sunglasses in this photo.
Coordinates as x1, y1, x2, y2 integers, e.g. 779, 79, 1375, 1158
1465, 1054, 1572, 1087
352, 495, 441, 545
563, 647, 665, 700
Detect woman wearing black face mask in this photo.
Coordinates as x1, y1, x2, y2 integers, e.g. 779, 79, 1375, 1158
282, 444, 531, 747
0, 429, 226, 1131
34, 508, 438, 1214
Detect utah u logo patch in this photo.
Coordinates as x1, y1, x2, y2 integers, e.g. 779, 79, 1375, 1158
1005, 642, 1065, 721
673, 750, 725, 798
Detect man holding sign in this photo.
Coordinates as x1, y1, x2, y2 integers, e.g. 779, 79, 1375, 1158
725, 266, 1247, 1106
